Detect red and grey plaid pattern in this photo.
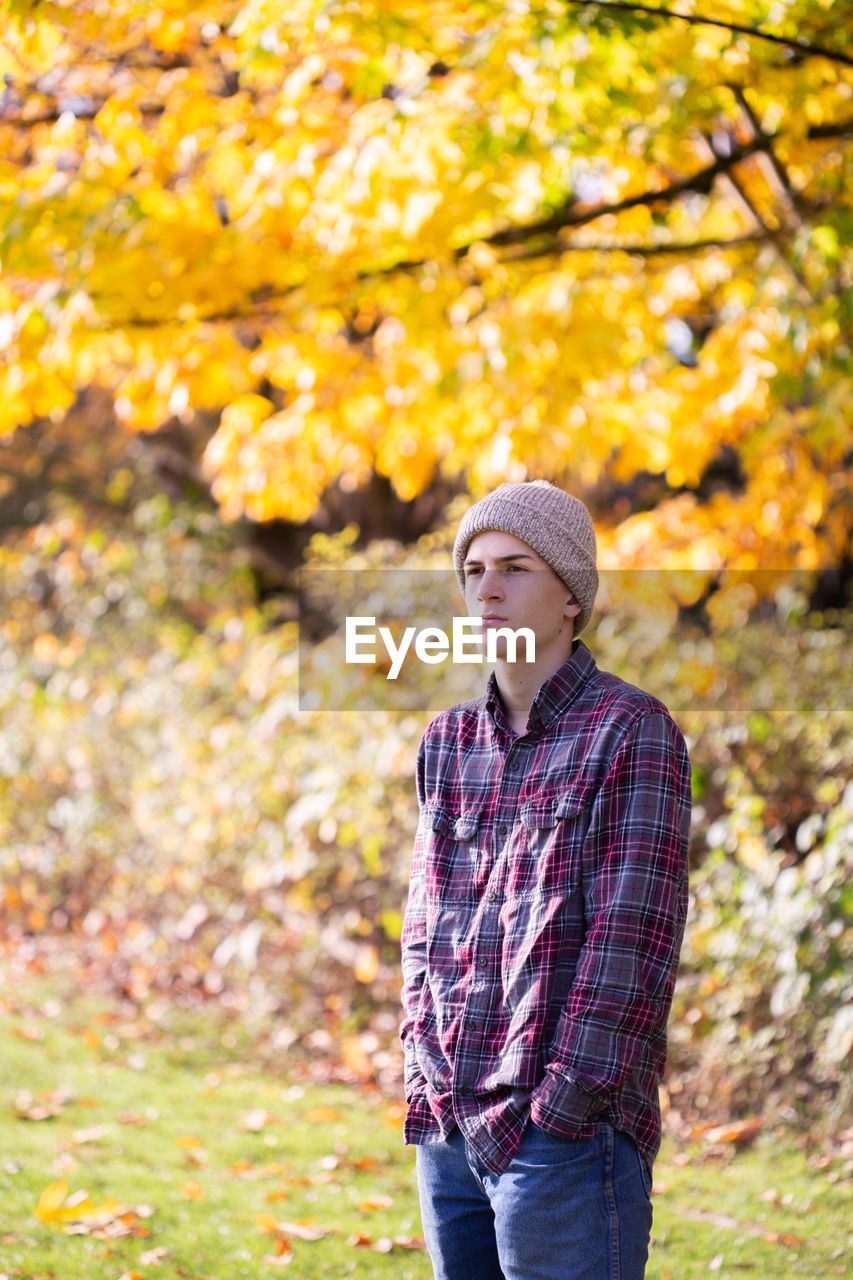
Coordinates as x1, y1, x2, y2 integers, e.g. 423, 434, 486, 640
400, 640, 692, 1175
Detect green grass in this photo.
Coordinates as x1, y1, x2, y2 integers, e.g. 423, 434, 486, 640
0, 972, 849, 1280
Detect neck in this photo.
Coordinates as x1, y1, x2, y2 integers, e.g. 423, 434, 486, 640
494, 638, 576, 735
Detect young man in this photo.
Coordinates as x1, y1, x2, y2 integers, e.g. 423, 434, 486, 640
400, 480, 692, 1280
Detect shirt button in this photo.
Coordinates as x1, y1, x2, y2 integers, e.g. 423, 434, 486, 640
498, 823, 508, 835
487, 891, 497, 902
478, 958, 487, 967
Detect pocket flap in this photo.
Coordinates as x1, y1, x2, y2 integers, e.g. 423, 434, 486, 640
521, 781, 594, 829
421, 804, 481, 839
520, 799, 558, 832
555, 780, 594, 819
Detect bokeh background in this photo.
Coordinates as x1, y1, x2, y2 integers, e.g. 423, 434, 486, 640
1, 0, 851, 1144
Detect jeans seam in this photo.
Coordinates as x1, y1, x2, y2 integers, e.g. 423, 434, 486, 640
601, 1124, 621, 1279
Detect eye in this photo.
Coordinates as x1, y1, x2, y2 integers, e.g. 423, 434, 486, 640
464, 565, 483, 578
506, 564, 527, 573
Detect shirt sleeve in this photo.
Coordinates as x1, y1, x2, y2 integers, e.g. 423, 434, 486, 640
399, 736, 429, 1100
530, 709, 692, 1131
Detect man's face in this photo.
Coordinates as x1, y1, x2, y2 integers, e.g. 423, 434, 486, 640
462, 530, 581, 662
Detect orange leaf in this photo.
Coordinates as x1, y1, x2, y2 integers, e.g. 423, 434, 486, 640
306, 1106, 339, 1124
358, 1195, 393, 1211
354, 944, 379, 984
272, 1220, 333, 1241
14, 1024, 44, 1042
384, 1103, 405, 1128
392, 1235, 426, 1250
701, 1118, 763, 1146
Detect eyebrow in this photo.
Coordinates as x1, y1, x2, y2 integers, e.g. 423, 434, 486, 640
463, 552, 539, 566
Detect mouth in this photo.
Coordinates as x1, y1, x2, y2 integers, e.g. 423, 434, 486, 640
480, 615, 508, 624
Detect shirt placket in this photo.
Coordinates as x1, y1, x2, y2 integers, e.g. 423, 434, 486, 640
451, 734, 531, 1134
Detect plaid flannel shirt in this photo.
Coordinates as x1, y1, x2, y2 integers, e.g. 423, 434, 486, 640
400, 639, 691, 1175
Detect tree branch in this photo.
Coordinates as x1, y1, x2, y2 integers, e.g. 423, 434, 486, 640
808, 119, 853, 140
94, 290, 304, 329
564, 0, 853, 69
468, 137, 767, 253
0, 100, 165, 125
732, 87, 806, 225
500, 233, 766, 264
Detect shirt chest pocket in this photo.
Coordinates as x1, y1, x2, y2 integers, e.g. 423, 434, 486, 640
422, 803, 483, 901
507, 782, 594, 901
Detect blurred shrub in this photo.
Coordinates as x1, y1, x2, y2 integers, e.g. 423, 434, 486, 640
671, 789, 852, 1135
0, 497, 418, 1051
0, 494, 850, 1124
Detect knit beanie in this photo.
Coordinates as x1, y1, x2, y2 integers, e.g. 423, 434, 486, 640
452, 480, 599, 635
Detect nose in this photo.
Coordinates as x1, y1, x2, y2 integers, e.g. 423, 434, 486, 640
477, 567, 504, 600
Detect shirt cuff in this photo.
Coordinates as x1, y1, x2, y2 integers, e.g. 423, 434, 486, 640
404, 1055, 427, 1103
530, 1067, 606, 1131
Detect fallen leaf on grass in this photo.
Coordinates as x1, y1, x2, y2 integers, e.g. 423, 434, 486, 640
277, 1221, 333, 1241
694, 1117, 763, 1146
258, 1213, 334, 1241
34, 1180, 154, 1238
241, 1108, 274, 1131
14, 1088, 73, 1120
139, 1247, 170, 1265
14, 1024, 44, 1041
176, 1134, 203, 1149
358, 1195, 394, 1211
306, 1106, 339, 1124
230, 1161, 286, 1180
392, 1236, 426, 1251
64, 1124, 112, 1147
680, 1206, 808, 1245
179, 1180, 204, 1200
117, 1111, 146, 1127
347, 1233, 426, 1252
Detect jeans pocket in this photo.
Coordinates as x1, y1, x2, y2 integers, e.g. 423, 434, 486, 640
633, 1141, 653, 1199
521, 1121, 597, 1167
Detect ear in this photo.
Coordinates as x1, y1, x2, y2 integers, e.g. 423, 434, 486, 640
564, 595, 582, 620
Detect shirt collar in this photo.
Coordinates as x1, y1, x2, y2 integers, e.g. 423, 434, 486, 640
485, 640, 598, 734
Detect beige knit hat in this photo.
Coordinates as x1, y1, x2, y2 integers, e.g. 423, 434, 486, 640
453, 480, 599, 635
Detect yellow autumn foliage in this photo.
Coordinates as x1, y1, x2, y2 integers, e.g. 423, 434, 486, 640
0, 0, 850, 569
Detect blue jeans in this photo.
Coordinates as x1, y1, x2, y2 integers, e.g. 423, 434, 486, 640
415, 1122, 653, 1280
